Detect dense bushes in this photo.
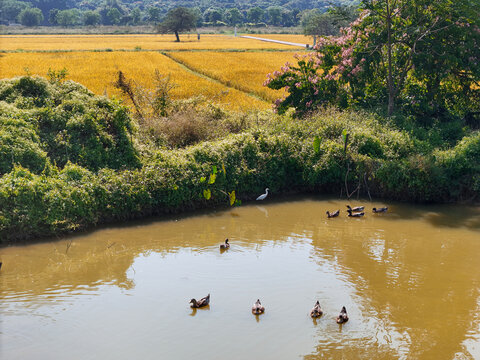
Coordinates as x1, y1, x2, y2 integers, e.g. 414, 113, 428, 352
0, 77, 479, 242
0, 77, 140, 174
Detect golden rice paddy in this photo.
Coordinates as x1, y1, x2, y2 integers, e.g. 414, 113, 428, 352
1, 52, 270, 111
167, 51, 301, 101
0, 34, 305, 51
0, 34, 305, 110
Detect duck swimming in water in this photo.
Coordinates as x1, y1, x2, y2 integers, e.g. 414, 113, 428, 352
252, 299, 265, 315
326, 210, 340, 218
310, 301, 323, 318
220, 238, 230, 250
336, 306, 349, 324
347, 209, 364, 217
189, 294, 210, 308
346, 205, 364, 212
373, 207, 388, 213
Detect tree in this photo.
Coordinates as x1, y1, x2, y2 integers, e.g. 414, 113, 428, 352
56, 9, 81, 27
300, 9, 336, 36
158, 7, 197, 42
83, 10, 101, 26
130, 8, 142, 25
267, 6, 282, 26
266, 0, 480, 120
107, 7, 121, 25
18, 8, 44, 27
2, 0, 31, 23
247, 7, 264, 23
48, 8, 59, 25
225, 8, 243, 25
204, 8, 223, 23
147, 7, 161, 23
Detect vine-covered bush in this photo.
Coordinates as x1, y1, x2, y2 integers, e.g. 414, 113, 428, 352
0, 76, 140, 173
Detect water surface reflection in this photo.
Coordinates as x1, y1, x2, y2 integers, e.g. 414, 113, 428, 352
1, 198, 479, 359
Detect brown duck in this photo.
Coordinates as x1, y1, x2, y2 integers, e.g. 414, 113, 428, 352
347, 209, 364, 217
346, 205, 364, 212
336, 306, 349, 324
189, 294, 210, 308
310, 301, 323, 318
252, 299, 265, 315
326, 210, 340, 218
220, 238, 230, 250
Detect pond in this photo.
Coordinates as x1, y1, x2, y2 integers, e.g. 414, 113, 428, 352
1, 197, 479, 359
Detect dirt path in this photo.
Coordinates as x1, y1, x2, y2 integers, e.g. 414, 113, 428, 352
240, 35, 310, 48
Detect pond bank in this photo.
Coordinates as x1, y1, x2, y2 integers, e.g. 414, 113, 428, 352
0, 77, 479, 243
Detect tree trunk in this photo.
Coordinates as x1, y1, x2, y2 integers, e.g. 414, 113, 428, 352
174, 31, 180, 42
386, 0, 395, 116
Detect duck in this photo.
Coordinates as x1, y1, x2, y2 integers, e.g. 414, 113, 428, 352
326, 210, 340, 218
346, 205, 364, 212
336, 306, 349, 324
189, 294, 210, 308
256, 188, 269, 201
310, 301, 323, 318
252, 299, 265, 315
347, 209, 364, 217
373, 207, 388, 213
220, 238, 230, 250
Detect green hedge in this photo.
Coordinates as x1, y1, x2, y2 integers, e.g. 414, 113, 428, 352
0, 77, 478, 242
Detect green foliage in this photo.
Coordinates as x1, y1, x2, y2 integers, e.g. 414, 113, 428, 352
0, 77, 478, 242
268, 0, 480, 121
157, 7, 198, 42
18, 7, 44, 26
0, 76, 140, 172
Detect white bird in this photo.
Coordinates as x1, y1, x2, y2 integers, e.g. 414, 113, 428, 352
256, 188, 269, 201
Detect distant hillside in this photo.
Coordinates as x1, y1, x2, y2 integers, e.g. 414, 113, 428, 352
3, 0, 359, 27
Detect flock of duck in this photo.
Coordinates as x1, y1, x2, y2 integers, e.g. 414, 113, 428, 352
188, 192, 390, 324
326, 204, 388, 218
190, 290, 349, 324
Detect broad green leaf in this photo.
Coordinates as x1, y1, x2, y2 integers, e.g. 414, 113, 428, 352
313, 136, 321, 153
200, 176, 206, 183
203, 189, 211, 200
208, 173, 216, 184
212, 165, 217, 174
229, 190, 236, 206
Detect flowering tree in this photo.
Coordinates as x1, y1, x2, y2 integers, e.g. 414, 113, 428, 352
266, 0, 480, 120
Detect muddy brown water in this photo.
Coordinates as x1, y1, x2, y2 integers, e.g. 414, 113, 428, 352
1, 197, 479, 359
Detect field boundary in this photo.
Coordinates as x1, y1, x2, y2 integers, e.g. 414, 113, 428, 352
162, 52, 272, 104
240, 35, 310, 48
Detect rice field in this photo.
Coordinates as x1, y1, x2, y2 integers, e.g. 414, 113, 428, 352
0, 52, 270, 111
0, 34, 305, 110
0, 34, 305, 51
167, 51, 301, 101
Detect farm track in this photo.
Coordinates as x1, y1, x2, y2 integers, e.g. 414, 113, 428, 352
163, 51, 272, 103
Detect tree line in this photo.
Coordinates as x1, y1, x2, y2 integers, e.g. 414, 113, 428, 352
1, 0, 356, 29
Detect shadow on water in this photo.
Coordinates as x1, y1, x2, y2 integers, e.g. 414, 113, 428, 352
189, 305, 210, 316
